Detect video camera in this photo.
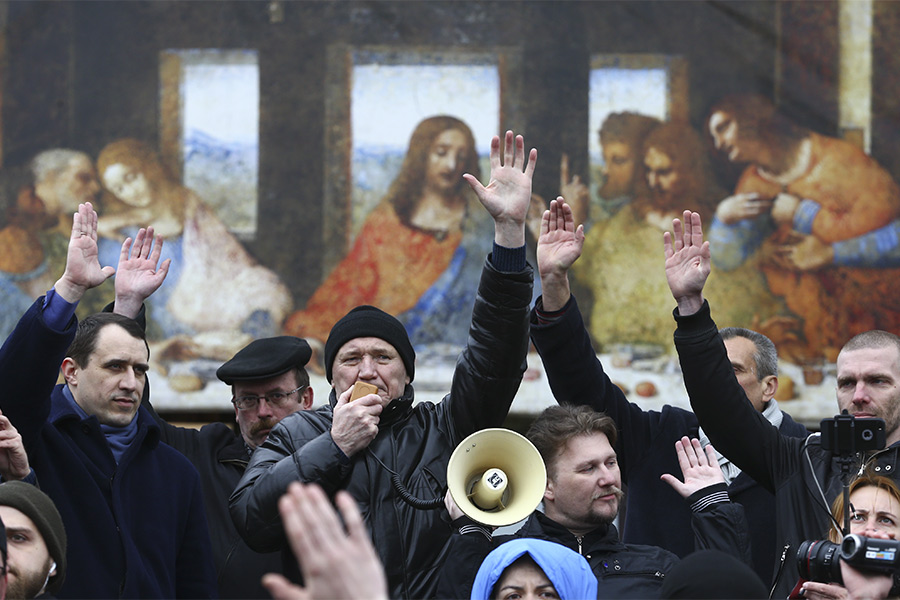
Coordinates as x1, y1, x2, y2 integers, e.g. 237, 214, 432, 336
797, 534, 900, 584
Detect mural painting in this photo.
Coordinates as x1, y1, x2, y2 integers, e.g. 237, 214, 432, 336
0, 1, 896, 420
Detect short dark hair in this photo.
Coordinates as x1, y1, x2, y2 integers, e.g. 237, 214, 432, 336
719, 327, 778, 379
841, 330, 900, 358
66, 313, 148, 367
526, 404, 617, 478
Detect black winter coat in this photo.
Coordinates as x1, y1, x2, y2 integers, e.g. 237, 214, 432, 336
530, 294, 808, 584
143, 402, 282, 599
674, 300, 900, 599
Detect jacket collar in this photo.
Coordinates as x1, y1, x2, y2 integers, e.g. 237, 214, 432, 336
50, 384, 161, 448
521, 511, 623, 554
218, 431, 252, 463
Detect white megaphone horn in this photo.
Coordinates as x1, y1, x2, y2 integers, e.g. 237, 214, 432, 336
447, 428, 547, 527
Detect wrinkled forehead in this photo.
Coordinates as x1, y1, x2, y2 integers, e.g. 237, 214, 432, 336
851, 484, 900, 514
337, 336, 399, 357
837, 345, 900, 374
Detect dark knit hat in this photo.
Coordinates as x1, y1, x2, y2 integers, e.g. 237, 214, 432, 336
0, 481, 67, 594
324, 305, 415, 383
217, 336, 312, 385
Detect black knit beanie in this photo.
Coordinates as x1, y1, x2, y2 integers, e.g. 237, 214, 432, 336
324, 305, 416, 383
0, 481, 67, 594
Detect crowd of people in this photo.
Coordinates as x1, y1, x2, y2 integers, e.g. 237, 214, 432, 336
0, 99, 897, 600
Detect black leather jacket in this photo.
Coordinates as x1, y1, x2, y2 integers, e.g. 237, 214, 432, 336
437, 484, 752, 599
674, 301, 900, 598
230, 258, 533, 600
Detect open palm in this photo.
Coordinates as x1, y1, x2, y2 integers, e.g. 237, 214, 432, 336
115, 227, 171, 304
464, 131, 536, 228
663, 210, 710, 303
537, 198, 584, 278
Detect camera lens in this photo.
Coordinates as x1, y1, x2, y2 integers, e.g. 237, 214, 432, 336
797, 539, 843, 584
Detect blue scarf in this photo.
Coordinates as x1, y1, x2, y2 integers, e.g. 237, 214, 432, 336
62, 386, 139, 464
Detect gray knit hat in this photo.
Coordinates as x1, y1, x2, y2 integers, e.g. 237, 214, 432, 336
0, 481, 67, 594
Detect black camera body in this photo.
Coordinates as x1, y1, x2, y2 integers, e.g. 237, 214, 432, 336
797, 534, 900, 584
820, 413, 885, 455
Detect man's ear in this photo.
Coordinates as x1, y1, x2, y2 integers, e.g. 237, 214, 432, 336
61, 358, 78, 386
300, 386, 314, 410
544, 479, 554, 503
762, 375, 778, 403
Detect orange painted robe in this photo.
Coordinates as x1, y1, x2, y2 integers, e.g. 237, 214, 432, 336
285, 202, 463, 342
734, 133, 900, 354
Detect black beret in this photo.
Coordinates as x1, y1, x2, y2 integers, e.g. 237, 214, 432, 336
324, 305, 415, 383
216, 336, 312, 385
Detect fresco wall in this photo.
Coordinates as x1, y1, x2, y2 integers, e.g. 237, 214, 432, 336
0, 0, 896, 423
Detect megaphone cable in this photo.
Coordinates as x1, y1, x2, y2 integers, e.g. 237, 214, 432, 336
367, 449, 445, 510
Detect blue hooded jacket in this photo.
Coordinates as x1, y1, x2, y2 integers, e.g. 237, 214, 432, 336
471, 538, 597, 600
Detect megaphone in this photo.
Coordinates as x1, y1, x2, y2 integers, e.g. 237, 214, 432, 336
447, 428, 547, 527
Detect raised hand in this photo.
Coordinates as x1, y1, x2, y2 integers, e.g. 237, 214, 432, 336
262, 483, 388, 600
464, 130, 537, 249
0, 409, 30, 481
114, 227, 171, 318
660, 437, 725, 498
559, 153, 589, 225
54, 202, 116, 303
663, 210, 710, 316
536, 198, 585, 311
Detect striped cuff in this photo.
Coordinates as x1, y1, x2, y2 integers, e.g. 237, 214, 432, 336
687, 482, 730, 512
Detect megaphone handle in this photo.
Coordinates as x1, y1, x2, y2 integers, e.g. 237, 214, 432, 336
391, 473, 444, 510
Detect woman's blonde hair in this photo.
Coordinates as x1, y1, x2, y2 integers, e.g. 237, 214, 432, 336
829, 473, 900, 542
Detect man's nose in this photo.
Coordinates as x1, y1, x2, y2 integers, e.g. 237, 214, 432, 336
119, 368, 139, 390
852, 382, 870, 403
597, 465, 616, 486
358, 356, 378, 378
256, 398, 275, 417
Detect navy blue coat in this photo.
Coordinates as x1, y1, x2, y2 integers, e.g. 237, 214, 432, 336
530, 295, 808, 584
0, 298, 217, 599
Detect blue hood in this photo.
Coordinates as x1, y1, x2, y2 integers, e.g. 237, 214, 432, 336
470, 538, 597, 600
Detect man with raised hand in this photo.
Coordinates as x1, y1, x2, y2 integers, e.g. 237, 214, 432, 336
529, 199, 805, 583
0, 203, 216, 598
665, 210, 900, 597
231, 131, 537, 600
